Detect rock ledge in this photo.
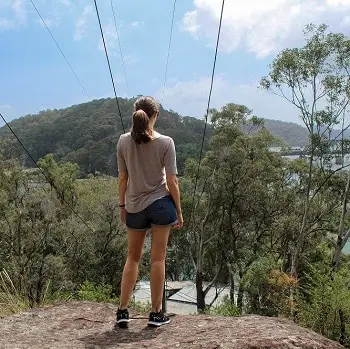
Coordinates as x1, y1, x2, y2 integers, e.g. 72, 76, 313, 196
0, 301, 345, 349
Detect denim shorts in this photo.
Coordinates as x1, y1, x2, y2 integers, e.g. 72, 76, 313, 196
126, 196, 177, 231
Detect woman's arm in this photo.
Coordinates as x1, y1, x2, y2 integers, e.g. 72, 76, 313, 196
166, 174, 183, 228
118, 171, 128, 224
116, 137, 128, 223
118, 171, 128, 205
164, 138, 183, 228
166, 174, 181, 213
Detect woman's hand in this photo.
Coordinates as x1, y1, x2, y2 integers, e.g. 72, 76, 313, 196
174, 211, 183, 229
120, 207, 126, 224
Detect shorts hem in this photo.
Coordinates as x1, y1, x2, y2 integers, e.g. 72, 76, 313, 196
151, 220, 178, 228
126, 225, 151, 231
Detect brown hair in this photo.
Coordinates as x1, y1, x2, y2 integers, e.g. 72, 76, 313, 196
131, 96, 159, 144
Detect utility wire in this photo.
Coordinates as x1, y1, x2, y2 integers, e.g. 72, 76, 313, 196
110, 0, 131, 97
30, 0, 90, 100
189, 0, 225, 226
159, 0, 178, 313
93, 0, 126, 133
0, 112, 96, 235
160, 0, 177, 107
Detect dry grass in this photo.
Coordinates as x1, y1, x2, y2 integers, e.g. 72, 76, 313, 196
0, 269, 30, 317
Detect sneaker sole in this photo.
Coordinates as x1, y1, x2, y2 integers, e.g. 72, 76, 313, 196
147, 319, 171, 327
116, 319, 131, 328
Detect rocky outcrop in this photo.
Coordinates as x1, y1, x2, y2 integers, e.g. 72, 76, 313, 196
0, 301, 345, 349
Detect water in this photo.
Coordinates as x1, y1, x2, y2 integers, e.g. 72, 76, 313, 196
284, 154, 350, 172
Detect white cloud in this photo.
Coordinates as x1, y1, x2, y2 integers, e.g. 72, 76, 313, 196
96, 23, 137, 67
97, 23, 118, 55
124, 54, 137, 66
58, 0, 71, 6
12, 0, 26, 22
131, 21, 144, 28
0, 18, 14, 30
156, 76, 301, 124
183, 11, 199, 36
74, 5, 93, 41
37, 16, 61, 28
183, 0, 350, 58
0, 0, 27, 31
0, 0, 73, 32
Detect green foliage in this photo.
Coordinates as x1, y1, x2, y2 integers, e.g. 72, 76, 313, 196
296, 264, 350, 346
76, 281, 117, 303
242, 257, 297, 317
3, 97, 348, 178
129, 300, 151, 313
38, 154, 79, 205
0, 159, 130, 310
0, 270, 30, 317
0, 98, 209, 176
206, 296, 239, 317
262, 119, 309, 146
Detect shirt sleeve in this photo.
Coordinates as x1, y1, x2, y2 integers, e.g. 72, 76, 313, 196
164, 138, 178, 175
116, 137, 128, 173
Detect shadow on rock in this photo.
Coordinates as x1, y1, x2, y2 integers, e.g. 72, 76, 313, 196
80, 326, 163, 347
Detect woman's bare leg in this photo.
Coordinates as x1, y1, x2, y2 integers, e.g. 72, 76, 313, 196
150, 226, 171, 312
119, 229, 147, 309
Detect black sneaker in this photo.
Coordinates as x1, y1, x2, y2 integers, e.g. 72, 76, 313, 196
148, 311, 170, 327
116, 308, 130, 328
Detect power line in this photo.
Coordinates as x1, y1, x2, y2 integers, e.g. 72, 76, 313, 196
30, 0, 98, 136
189, 0, 225, 226
110, 0, 131, 97
29, 0, 90, 100
159, 0, 178, 313
161, 0, 177, 107
93, 0, 126, 134
0, 112, 96, 235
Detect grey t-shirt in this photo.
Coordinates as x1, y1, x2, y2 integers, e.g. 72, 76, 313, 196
117, 132, 178, 213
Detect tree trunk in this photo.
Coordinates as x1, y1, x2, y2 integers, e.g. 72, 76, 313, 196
291, 142, 315, 277
237, 271, 244, 313
290, 237, 303, 278
332, 171, 350, 273
35, 253, 46, 305
339, 308, 345, 345
227, 262, 235, 305
196, 270, 206, 312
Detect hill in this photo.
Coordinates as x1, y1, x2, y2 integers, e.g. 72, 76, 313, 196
0, 301, 344, 349
263, 118, 309, 146
0, 98, 333, 175
0, 98, 208, 176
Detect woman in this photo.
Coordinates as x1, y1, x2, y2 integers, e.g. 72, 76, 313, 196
116, 96, 183, 328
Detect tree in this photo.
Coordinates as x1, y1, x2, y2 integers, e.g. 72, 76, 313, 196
37, 154, 79, 206
260, 24, 350, 277
182, 104, 294, 312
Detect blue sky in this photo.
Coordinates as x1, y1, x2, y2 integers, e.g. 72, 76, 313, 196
1, 0, 350, 128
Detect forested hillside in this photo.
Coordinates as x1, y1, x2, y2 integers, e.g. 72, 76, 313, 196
0, 97, 209, 176
0, 97, 316, 177
263, 119, 309, 146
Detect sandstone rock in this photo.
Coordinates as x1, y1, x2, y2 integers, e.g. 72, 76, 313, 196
0, 301, 344, 349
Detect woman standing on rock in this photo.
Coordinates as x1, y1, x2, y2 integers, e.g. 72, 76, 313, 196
116, 96, 183, 328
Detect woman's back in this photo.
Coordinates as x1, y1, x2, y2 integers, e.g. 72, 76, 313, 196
117, 132, 177, 213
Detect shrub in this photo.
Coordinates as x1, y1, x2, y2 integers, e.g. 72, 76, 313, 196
76, 281, 117, 303
207, 296, 239, 317
296, 265, 350, 346
0, 270, 30, 317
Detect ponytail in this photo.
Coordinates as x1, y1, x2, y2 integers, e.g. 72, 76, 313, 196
131, 109, 152, 144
